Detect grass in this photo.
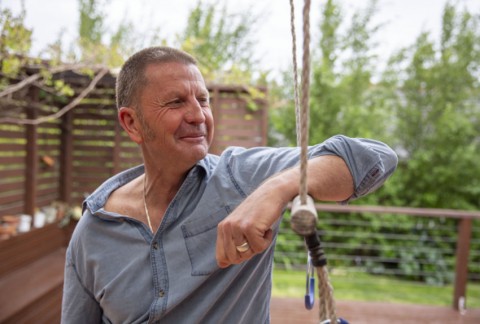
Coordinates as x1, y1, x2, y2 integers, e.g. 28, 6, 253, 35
272, 268, 480, 308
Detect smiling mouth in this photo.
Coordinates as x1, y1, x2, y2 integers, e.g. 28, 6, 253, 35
179, 134, 206, 142
181, 133, 205, 138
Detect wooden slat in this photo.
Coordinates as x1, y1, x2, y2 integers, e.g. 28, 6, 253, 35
0, 129, 25, 137
0, 223, 65, 277
72, 134, 115, 142
71, 123, 116, 131
36, 194, 61, 208
0, 203, 23, 216
37, 175, 59, 184
119, 157, 142, 164
0, 182, 24, 191
0, 192, 23, 205
0, 156, 25, 164
0, 169, 25, 178
215, 128, 261, 137
0, 249, 65, 323
0, 143, 26, 151
37, 134, 61, 142
73, 175, 110, 184
37, 186, 59, 197
6, 284, 63, 323
75, 165, 113, 174
72, 145, 113, 153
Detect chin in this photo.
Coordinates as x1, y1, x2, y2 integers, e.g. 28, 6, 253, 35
187, 145, 209, 162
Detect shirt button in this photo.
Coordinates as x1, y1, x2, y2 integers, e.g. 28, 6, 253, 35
152, 242, 159, 250
158, 290, 165, 297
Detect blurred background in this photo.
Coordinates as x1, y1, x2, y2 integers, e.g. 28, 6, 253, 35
0, 0, 479, 322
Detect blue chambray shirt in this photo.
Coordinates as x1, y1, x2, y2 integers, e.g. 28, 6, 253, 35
61, 135, 397, 324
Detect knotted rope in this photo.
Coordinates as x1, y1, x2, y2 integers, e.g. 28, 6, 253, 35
288, 0, 339, 322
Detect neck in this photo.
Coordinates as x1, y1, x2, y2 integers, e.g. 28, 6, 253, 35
142, 164, 188, 233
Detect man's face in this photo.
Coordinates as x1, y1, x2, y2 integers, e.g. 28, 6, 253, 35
137, 62, 214, 170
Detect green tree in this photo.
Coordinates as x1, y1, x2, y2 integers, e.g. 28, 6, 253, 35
0, 4, 32, 80
385, 3, 480, 210
176, 1, 261, 85
72, 0, 137, 67
271, 0, 389, 147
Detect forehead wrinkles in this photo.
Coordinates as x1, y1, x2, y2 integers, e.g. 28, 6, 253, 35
151, 74, 208, 100
146, 62, 203, 82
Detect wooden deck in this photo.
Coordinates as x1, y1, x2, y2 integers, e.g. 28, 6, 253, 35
270, 297, 480, 323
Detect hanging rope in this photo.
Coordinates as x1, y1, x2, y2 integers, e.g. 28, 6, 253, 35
298, 0, 311, 206
288, 0, 343, 323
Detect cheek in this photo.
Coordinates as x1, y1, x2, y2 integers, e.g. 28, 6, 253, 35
205, 110, 215, 141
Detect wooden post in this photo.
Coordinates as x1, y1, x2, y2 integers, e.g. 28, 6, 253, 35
24, 104, 38, 217
59, 111, 73, 204
453, 218, 472, 311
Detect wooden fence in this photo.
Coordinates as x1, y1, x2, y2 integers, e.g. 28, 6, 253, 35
0, 70, 268, 219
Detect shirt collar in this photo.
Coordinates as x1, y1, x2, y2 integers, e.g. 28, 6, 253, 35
83, 155, 215, 215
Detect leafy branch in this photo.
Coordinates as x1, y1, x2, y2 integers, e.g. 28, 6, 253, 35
0, 66, 109, 125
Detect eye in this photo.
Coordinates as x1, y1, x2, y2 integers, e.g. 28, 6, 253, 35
197, 96, 210, 106
166, 98, 183, 108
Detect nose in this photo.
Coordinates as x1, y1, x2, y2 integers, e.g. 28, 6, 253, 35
185, 99, 206, 124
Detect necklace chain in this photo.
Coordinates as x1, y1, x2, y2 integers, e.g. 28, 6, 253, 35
143, 176, 154, 232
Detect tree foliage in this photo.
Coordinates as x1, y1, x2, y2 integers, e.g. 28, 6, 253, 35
0, 4, 32, 79
271, 0, 480, 283
176, 1, 263, 85
72, 0, 136, 67
384, 3, 480, 210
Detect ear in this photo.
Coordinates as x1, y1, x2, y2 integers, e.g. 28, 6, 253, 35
118, 107, 143, 144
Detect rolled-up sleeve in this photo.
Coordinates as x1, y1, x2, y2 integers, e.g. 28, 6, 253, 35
61, 247, 102, 323
317, 135, 398, 203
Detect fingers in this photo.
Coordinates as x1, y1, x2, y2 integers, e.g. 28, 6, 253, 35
216, 220, 273, 268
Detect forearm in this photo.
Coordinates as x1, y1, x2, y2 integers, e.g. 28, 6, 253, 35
216, 136, 397, 268
266, 155, 354, 205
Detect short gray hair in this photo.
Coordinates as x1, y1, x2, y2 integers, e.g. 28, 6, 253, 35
115, 46, 197, 110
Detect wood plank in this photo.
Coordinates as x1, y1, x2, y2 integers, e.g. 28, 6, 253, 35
215, 128, 261, 137
6, 284, 63, 324
0, 156, 25, 164
0, 169, 24, 178
73, 144, 113, 151
0, 181, 24, 191
0, 201, 23, 216
37, 186, 59, 197
0, 193, 24, 205
0, 223, 65, 277
74, 165, 113, 174
0, 143, 26, 151
72, 134, 115, 142
0, 249, 66, 323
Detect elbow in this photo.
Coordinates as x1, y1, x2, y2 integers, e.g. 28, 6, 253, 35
381, 143, 399, 176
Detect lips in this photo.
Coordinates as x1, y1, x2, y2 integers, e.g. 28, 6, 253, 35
179, 132, 206, 139
178, 125, 207, 140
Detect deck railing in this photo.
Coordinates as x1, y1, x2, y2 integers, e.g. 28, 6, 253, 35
275, 203, 480, 311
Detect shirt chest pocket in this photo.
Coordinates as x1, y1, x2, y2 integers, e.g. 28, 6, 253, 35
181, 206, 230, 276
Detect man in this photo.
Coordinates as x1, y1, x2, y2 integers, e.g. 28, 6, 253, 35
61, 46, 397, 323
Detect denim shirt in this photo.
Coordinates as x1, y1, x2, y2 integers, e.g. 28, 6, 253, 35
61, 135, 397, 324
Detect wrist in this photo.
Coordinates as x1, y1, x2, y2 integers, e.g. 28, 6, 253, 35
262, 169, 299, 206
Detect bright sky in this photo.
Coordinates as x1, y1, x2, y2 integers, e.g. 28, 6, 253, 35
3, 0, 480, 77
